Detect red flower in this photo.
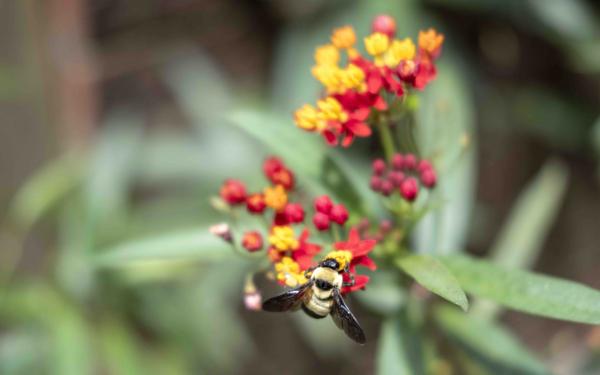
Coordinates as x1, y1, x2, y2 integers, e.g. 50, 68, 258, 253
334, 228, 377, 293
314, 195, 333, 214
292, 229, 322, 270
322, 105, 372, 148
220, 179, 246, 205
242, 231, 263, 252
263, 157, 295, 190
284, 203, 305, 223
330, 204, 349, 225
246, 193, 266, 214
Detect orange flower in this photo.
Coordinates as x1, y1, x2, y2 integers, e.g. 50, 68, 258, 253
418, 28, 444, 57
264, 185, 288, 211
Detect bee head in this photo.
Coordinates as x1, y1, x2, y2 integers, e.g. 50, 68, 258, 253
320, 258, 340, 270
322, 250, 353, 271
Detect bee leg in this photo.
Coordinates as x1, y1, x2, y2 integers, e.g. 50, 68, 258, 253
303, 267, 315, 278
343, 273, 356, 287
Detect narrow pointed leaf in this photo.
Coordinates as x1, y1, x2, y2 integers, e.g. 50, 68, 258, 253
396, 254, 469, 311
440, 255, 600, 324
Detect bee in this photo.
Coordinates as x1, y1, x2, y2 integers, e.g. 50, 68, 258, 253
262, 252, 366, 344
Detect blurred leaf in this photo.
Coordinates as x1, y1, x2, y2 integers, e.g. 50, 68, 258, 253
56, 201, 95, 300
8, 154, 83, 230
376, 318, 414, 375
489, 160, 568, 268
95, 228, 234, 268
354, 270, 407, 315
376, 311, 425, 375
98, 317, 146, 375
414, 58, 476, 255
527, 0, 600, 41
228, 109, 326, 177
84, 111, 143, 231
593, 116, 600, 181
434, 305, 548, 374
0, 331, 44, 375
137, 262, 253, 374
396, 254, 469, 311
293, 313, 351, 357
440, 255, 600, 324
472, 160, 568, 319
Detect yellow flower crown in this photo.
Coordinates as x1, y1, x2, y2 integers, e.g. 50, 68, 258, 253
324, 250, 353, 270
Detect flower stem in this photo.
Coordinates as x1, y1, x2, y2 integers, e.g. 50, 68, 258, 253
376, 113, 396, 162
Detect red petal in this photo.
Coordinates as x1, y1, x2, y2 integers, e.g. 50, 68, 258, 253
323, 131, 338, 146
373, 95, 388, 110
341, 133, 354, 147
351, 107, 371, 121
353, 255, 377, 270
346, 121, 372, 137
367, 74, 382, 93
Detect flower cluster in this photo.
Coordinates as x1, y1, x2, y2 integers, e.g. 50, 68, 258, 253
216, 156, 377, 294
369, 153, 437, 201
293, 15, 444, 147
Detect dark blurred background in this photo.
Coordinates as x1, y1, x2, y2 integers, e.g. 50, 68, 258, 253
1, 0, 600, 374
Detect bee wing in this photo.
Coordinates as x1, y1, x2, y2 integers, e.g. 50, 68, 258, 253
330, 288, 366, 344
262, 280, 313, 312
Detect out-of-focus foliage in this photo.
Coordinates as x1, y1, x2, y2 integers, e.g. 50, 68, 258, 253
2, 0, 600, 374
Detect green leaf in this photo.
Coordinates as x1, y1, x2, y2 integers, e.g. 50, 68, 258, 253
472, 160, 568, 319
98, 317, 146, 375
434, 305, 548, 374
376, 312, 425, 375
440, 255, 600, 324
94, 228, 234, 268
414, 57, 477, 255
396, 254, 469, 311
228, 109, 326, 178
376, 318, 414, 375
8, 154, 83, 230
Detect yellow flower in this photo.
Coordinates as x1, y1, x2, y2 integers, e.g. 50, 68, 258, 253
275, 257, 308, 287
269, 226, 299, 252
315, 44, 340, 66
384, 38, 416, 67
364, 32, 390, 56
312, 64, 344, 94
294, 104, 325, 131
317, 97, 348, 122
418, 28, 444, 55
325, 250, 353, 270
331, 26, 356, 49
340, 64, 366, 92
264, 185, 288, 211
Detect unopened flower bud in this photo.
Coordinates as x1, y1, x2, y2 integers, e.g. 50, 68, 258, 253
284, 203, 305, 223
242, 231, 263, 252
388, 171, 405, 187
263, 156, 284, 177
246, 193, 266, 214
417, 160, 433, 173
313, 212, 331, 231
209, 223, 233, 243
398, 60, 417, 82
370, 175, 383, 191
330, 204, 349, 225
404, 154, 417, 170
220, 179, 247, 205
379, 219, 392, 234
420, 169, 437, 188
314, 195, 333, 214
372, 14, 396, 38
380, 179, 394, 196
372, 158, 386, 176
392, 153, 404, 170
244, 275, 262, 311
400, 177, 419, 201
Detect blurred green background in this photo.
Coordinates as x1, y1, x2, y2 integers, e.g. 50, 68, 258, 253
1, 0, 600, 374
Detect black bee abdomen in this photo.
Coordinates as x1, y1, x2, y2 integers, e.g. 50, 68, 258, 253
315, 279, 333, 291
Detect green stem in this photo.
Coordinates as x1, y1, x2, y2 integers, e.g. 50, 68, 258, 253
376, 113, 396, 162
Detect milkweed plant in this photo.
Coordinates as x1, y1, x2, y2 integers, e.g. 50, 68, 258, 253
211, 14, 600, 373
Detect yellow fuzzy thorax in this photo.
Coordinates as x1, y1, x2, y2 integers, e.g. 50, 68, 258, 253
324, 250, 353, 270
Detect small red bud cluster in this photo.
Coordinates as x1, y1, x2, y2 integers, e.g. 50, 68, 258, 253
312, 195, 349, 231
370, 153, 437, 201
356, 218, 394, 242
